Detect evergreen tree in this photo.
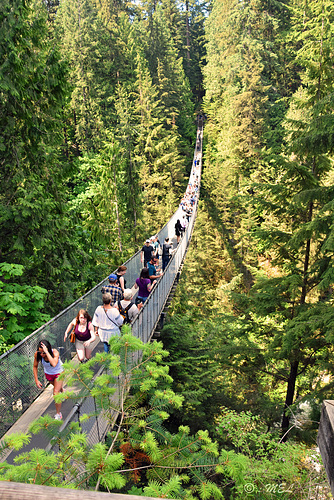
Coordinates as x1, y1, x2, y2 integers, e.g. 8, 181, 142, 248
1, 330, 228, 499
178, 0, 208, 102
0, 0, 77, 309
206, 0, 334, 436
54, 0, 107, 153
141, 3, 195, 145
250, 0, 334, 434
2, 329, 325, 498
131, 15, 194, 228
202, 0, 297, 278
113, 83, 143, 246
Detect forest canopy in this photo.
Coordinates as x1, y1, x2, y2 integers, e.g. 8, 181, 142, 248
0, 0, 204, 348
1, 0, 334, 497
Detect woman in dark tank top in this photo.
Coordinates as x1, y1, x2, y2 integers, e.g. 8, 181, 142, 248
116, 265, 127, 296
64, 309, 97, 363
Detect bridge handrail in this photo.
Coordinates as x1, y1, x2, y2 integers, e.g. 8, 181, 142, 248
0, 123, 203, 439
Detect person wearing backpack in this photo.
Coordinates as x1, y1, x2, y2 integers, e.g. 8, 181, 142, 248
116, 289, 142, 324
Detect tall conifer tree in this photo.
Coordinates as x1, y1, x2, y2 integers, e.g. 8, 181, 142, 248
55, 0, 107, 152
254, 0, 334, 434
0, 0, 76, 307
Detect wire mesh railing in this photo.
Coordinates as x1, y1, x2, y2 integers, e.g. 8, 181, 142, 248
0, 119, 203, 439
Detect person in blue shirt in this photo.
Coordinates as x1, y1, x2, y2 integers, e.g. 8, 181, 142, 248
147, 256, 162, 284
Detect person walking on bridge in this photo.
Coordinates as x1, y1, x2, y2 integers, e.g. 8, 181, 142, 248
147, 256, 162, 284
101, 274, 122, 304
134, 268, 152, 304
92, 293, 123, 353
116, 289, 142, 324
141, 239, 154, 267
115, 265, 127, 296
64, 309, 97, 363
151, 235, 161, 258
162, 237, 173, 271
175, 219, 182, 243
33, 340, 64, 420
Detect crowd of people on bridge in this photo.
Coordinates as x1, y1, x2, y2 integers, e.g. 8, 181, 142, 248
33, 123, 203, 420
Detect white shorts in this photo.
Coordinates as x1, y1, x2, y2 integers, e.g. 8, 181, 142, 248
75, 335, 100, 356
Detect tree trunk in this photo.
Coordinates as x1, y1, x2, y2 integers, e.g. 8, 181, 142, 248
185, 0, 191, 61
73, 110, 80, 156
281, 199, 313, 437
281, 359, 299, 439
63, 124, 69, 158
126, 136, 138, 243
113, 163, 122, 253
301, 199, 313, 304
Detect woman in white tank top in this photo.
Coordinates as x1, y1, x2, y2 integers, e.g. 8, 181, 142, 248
33, 340, 64, 420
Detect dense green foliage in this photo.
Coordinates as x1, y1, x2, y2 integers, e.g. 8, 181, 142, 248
0, 0, 198, 323
1, 0, 334, 496
159, 0, 334, 474
0, 263, 50, 351
197, 0, 334, 434
0, 330, 328, 498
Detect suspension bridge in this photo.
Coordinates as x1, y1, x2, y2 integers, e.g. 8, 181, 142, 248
0, 117, 204, 464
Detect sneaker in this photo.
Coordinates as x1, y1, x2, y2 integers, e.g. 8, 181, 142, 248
54, 412, 62, 420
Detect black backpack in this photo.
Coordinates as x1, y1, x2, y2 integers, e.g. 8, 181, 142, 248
118, 300, 134, 324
